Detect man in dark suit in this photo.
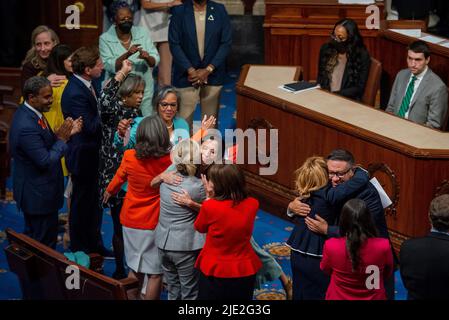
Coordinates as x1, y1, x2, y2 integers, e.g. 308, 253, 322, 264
288, 149, 395, 299
400, 194, 449, 299
169, 0, 232, 132
9, 76, 81, 248
62, 46, 104, 254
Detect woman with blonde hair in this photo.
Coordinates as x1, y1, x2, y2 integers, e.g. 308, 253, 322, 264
156, 138, 206, 300
21, 25, 66, 89
286, 155, 371, 300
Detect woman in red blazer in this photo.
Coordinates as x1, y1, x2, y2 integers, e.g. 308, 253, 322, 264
194, 164, 262, 300
320, 198, 393, 300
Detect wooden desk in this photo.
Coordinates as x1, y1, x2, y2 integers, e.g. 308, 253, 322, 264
264, 0, 384, 80
379, 27, 449, 108
236, 65, 449, 251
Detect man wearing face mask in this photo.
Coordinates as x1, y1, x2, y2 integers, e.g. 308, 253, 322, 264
316, 18, 371, 101
100, 1, 160, 116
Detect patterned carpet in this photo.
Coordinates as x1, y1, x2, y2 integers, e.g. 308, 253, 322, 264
0, 70, 407, 300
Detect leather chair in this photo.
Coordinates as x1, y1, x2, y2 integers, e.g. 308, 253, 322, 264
362, 57, 382, 107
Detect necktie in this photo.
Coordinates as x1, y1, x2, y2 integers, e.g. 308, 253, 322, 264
397, 75, 417, 118
90, 85, 97, 100
42, 114, 52, 132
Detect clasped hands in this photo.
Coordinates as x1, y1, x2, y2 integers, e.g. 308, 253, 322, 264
188, 67, 211, 88
288, 197, 329, 235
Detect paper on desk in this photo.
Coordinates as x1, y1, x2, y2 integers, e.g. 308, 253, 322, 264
370, 177, 393, 209
278, 85, 319, 94
420, 35, 446, 44
389, 29, 422, 38
439, 42, 449, 48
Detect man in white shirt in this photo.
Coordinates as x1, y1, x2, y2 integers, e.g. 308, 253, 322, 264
61, 46, 106, 254
386, 40, 447, 129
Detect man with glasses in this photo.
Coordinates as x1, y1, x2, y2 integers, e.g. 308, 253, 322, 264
288, 149, 394, 299
289, 149, 387, 238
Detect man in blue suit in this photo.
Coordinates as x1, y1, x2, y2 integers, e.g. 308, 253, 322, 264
9, 76, 82, 248
62, 46, 105, 254
169, 0, 232, 132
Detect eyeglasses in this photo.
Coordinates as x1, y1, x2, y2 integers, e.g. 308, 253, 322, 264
328, 167, 352, 178
159, 102, 178, 110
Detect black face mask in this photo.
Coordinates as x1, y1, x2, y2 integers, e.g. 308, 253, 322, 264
118, 21, 133, 34
330, 38, 348, 53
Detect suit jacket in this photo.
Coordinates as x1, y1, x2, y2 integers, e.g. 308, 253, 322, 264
327, 178, 389, 239
386, 68, 448, 129
317, 43, 371, 101
168, 0, 232, 88
400, 232, 449, 299
9, 105, 67, 215
321, 237, 393, 300
156, 174, 206, 251
61, 75, 102, 176
194, 197, 262, 278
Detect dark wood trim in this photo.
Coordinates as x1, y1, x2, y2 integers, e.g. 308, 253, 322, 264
236, 80, 449, 159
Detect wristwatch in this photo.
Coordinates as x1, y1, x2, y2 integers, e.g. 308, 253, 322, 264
206, 65, 214, 73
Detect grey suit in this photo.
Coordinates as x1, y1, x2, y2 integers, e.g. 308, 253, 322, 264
156, 174, 206, 300
386, 68, 448, 129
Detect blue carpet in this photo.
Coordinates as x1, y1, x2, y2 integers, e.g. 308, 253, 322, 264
0, 70, 407, 300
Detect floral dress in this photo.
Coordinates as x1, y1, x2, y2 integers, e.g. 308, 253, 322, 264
98, 77, 141, 207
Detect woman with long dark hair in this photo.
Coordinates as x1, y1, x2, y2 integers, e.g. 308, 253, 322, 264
316, 18, 371, 101
320, 198, 393, 300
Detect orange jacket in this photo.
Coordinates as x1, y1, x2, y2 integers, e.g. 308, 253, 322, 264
106, 149, 172, 230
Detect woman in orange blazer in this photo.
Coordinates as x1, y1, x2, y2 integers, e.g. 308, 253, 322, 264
194, 164, 262, 300
104, 115, 179, 300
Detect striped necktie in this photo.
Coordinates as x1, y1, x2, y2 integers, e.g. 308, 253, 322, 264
397, 75, 417, 118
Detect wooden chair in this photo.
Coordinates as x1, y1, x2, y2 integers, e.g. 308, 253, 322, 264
362, 57, 382, 107
4, 228, 139, 300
